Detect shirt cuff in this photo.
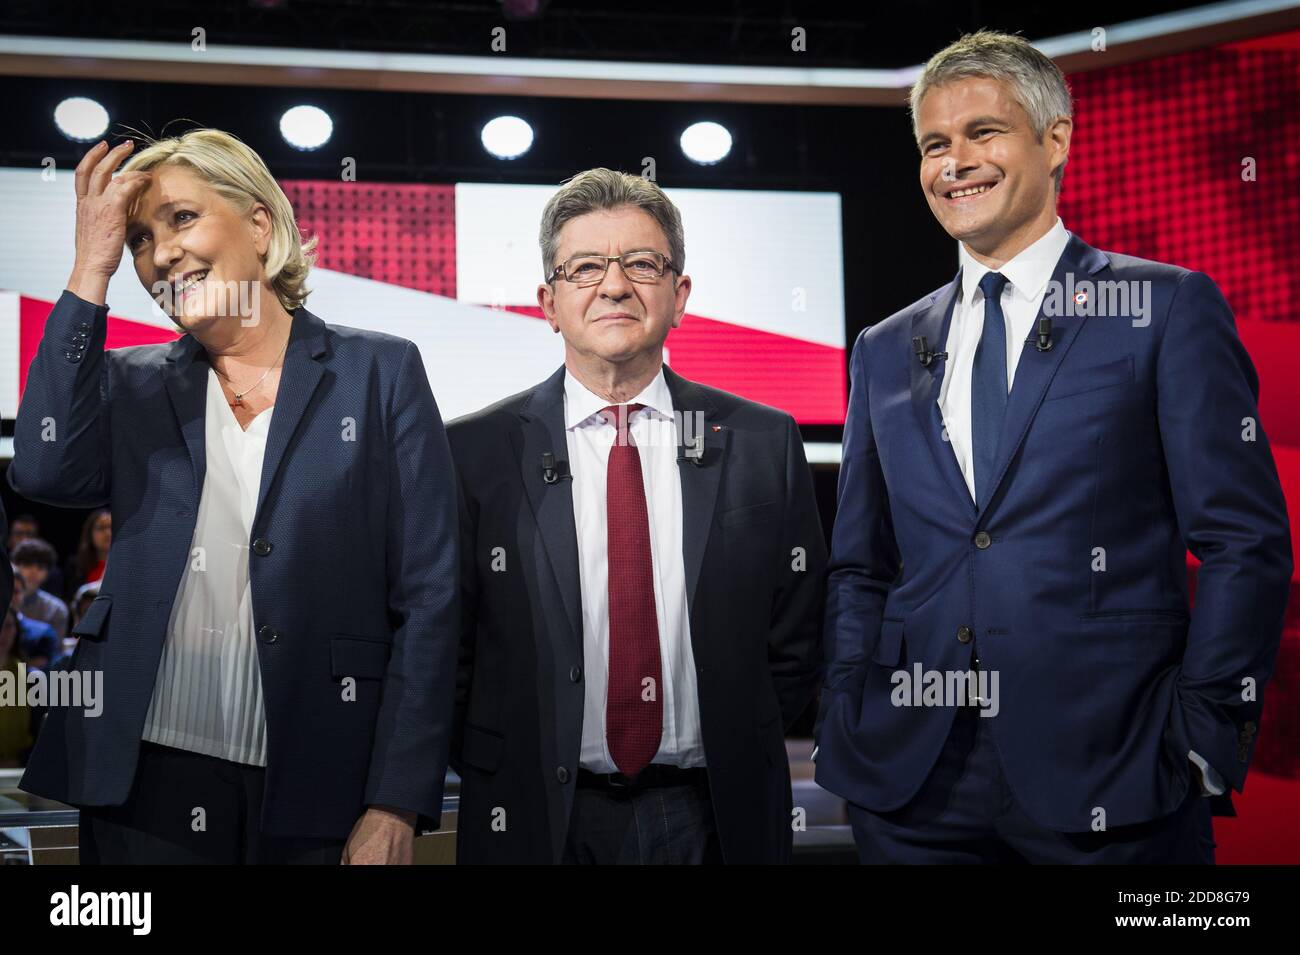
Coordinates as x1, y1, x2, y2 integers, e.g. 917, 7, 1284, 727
1188, 749, 1227, 796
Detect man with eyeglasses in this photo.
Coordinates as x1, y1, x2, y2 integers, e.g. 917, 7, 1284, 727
446, 168, 826, 864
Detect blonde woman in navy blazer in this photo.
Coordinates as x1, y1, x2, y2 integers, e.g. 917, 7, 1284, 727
9, 130, 459, 864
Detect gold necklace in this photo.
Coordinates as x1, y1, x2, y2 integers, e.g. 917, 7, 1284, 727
215, 333, 290, 408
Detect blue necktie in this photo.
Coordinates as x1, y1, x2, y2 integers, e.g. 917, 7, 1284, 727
971, 271, 1010, 508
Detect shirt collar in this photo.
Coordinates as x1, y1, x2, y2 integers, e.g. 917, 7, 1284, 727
959, 216, 1071, 304
563, 366, 674, 430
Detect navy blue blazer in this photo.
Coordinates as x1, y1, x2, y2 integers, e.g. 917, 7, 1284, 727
815, 235, 1292, 831
8, 291, 460, 840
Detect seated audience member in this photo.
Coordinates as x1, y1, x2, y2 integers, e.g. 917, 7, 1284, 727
6, 513, 39, 551
68, 581, 101, 654
7, 514, 64, 599
11, 569, 60, 670
13, 539, 70, 639
63, 509, 110, 602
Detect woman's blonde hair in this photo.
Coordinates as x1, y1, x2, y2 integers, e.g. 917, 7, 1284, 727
122, 127, 316, 311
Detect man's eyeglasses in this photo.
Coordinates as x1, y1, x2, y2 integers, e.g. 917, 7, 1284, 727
548, 251, 679, 287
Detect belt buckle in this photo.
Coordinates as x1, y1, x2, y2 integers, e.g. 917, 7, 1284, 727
607, 771, 632, 790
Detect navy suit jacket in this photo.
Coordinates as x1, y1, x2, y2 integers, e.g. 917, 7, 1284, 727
9, 291, 460, 840
815, 235, 1292, 831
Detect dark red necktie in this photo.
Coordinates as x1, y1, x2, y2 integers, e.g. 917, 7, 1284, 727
601, 402, 663, 778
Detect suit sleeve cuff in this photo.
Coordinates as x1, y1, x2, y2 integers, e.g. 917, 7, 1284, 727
60, 288, 110, 314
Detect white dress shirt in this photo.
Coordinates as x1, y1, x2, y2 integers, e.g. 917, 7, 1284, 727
937, 219, 1225, 796
142, 367, 272, 766
938, 217, 1072, 504
564, 367, 705, 773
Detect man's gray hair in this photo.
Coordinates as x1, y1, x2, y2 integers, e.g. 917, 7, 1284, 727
910, 30, 1073, 190
539, 168, 685, 279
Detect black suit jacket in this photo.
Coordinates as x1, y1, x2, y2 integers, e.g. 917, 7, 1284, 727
447, 364, 826, 863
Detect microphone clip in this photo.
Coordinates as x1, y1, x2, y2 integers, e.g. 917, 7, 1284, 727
541, 451, 570, 485
1034, 317, 1054, 352
913, 336, 948, 368
681, 434, 706, 467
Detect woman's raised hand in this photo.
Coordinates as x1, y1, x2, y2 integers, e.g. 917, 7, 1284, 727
67, 140, 152, 305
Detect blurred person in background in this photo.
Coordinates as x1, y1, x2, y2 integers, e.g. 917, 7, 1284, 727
70, 581, 102, 633
12, 539, 69, 639
10, 569, 59, 670
6, 513, 64, 599
6, 513, 39, 551
62, 509, 110, 602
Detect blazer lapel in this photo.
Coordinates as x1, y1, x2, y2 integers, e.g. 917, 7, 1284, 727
163, 333, 210, 503
977, 235, 1111, 521
663, 365, 727, 618
254, 308, 327, 527
909, 276, 975, 514
514, 366, 583, 647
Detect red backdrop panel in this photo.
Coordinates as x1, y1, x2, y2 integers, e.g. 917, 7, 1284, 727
1063, 29, 1300, 862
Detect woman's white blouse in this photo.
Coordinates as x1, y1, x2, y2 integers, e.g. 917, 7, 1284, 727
142, 367, 273, 767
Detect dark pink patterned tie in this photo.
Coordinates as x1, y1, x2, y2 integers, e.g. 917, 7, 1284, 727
601, 403, 663, 777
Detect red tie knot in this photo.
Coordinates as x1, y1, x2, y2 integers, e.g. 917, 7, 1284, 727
600, 403, 646, 443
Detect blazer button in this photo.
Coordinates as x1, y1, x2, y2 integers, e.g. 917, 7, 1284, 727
974, 531, 991, 549
257, 625, 278, 644
1237, 745, 1250, 763
956, 625, 974, 644
556, 766, 570, 784
1243, 721, 1257, 735
569, 665, 582, 683
252, 538, 272, 556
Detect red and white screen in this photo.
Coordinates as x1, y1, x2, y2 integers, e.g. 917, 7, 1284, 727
0, 179, 847, 425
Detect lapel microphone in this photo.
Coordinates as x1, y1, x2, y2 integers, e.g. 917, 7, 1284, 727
913, 336, 948, 368
679, 434, 706, 467
1034, 317, 1054, 352
541, 451, 571, 484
